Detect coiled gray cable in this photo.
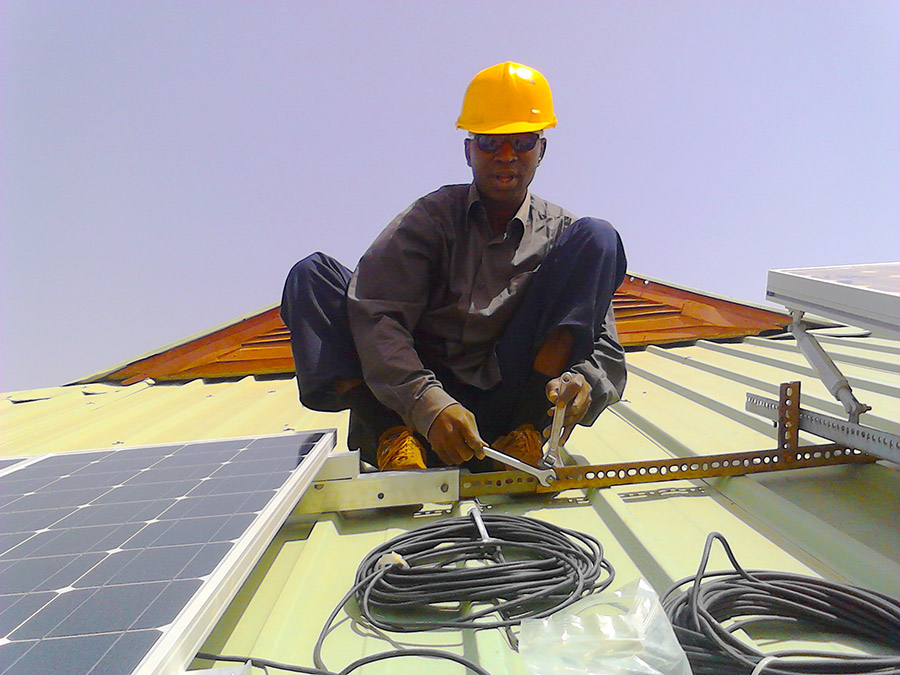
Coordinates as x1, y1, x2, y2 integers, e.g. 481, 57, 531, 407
352, 511, 615, 631
662, 532, 900, 675
203, 511, 614, 674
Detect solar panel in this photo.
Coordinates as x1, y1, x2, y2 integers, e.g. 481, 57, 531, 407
0, 430, 335, 674
767, 262, 900, 339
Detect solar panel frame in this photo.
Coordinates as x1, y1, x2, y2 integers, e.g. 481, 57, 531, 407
0, 459, 25, 473
0, 429, 336, 675
139, 429, 335, 674
0, 456, 43, 479
767, 263, 900, 338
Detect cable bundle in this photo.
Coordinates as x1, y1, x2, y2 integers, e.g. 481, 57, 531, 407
353, 511, 615, 631
662, 532, 900, 675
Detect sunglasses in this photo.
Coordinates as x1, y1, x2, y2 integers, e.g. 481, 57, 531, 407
471, 133, 541, 154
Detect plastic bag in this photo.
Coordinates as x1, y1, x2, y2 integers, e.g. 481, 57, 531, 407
519, 578, 691, 675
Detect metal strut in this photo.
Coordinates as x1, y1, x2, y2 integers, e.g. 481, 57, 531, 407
297, 383, 878, 514
788, 311, 871, 422
460, 444, 872, 497
746, 381, 900, 464
462, 380, 877, 497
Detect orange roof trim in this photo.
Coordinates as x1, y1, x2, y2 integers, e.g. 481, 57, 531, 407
78, 275, 790, 384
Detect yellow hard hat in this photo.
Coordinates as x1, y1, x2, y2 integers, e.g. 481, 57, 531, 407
456, 61, 557, 134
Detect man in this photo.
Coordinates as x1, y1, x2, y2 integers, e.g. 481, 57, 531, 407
281, 62, 627, 472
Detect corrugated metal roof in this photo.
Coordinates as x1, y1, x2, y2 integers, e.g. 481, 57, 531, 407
2, 378, 346, 457
3, 331, 898, 674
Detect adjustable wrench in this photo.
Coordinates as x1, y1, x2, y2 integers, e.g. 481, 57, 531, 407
480, 446, 557, 487
542, 399, 567, 468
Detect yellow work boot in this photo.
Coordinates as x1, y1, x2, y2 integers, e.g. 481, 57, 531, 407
376, 426, 427, 471
493, 424, 544, 469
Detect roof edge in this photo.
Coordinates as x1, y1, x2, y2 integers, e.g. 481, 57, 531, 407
624, 271, 789, 316
71, 272, 818, 386
72, 302, 281, 385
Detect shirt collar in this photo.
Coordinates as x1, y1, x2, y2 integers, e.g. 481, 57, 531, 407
511, 190, 532, 226
466, 183, 532, 232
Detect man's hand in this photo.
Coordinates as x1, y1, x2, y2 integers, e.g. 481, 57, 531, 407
427, 403, 487, 466
544, 372, 592, 445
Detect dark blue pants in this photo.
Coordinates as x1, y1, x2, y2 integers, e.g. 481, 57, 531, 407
280, 218, 626, 467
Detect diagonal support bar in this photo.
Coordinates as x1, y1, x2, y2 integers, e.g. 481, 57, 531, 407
788, 312, 870, 422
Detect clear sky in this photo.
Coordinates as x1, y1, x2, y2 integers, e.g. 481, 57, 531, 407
2, 1, 898, 393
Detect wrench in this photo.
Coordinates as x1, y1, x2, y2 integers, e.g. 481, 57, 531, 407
480, 446, 557, 486
542, 399, 566, 468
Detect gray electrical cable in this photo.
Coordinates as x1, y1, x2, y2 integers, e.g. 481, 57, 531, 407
201, 512, 614, 674
662, 532, 900, 675
351, 511, 615, 632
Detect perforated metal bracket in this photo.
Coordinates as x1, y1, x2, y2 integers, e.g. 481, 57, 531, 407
746, 388, 900, 464
293, 411, 886, 508
777, 381, 801, 456
459, 443, 873, 497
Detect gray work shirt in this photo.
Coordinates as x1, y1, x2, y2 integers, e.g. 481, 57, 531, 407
347, 183, 625, 437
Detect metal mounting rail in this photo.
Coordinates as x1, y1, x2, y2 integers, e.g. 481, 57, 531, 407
294, 382, 881, 513
459, 444, 873, 497
295, 443, 873, 513
463, 380, 877, 498
746, 392, 900, 463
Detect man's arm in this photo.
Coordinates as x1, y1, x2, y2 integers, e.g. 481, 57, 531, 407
346, 201, 484, 464
544, 303, 626, 441
570, 302, 627, 423
347, 206, 451, 431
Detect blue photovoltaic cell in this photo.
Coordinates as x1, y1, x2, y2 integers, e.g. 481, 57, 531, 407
0, 432, 324, 675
